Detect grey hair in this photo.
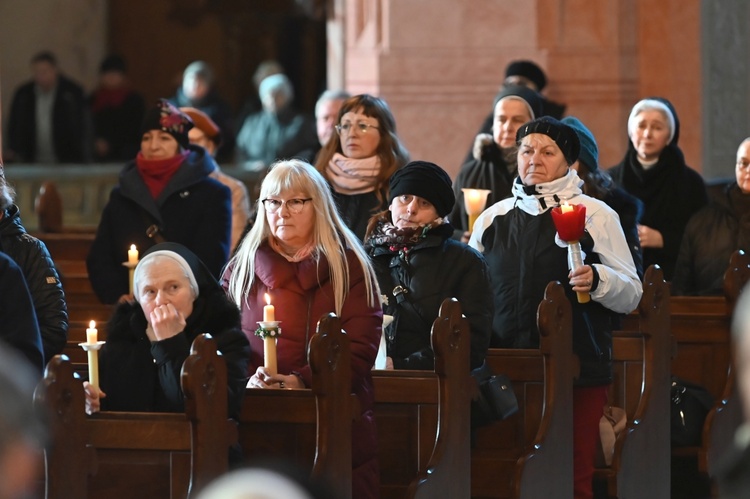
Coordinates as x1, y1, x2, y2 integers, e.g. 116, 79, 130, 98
183, 60, 214, 86
259, 74, 294, 102
0, 174, 15, 212
315, 89, 351, 118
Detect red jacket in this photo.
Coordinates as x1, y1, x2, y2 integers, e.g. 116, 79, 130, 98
223, 243, 383, 498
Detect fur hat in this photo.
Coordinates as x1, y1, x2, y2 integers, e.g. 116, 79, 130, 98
140, 99, 193, 149
180, 107, 222, 147
561, 117, 598, 171
505, 60, 547, 91
516, 116, 580, 166
389, 161, 455, 217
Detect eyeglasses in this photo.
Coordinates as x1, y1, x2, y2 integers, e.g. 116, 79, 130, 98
335, 122, 380, 135
261, 198, 312, 214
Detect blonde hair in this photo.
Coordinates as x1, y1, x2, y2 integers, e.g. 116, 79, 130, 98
226, 159, 379, 314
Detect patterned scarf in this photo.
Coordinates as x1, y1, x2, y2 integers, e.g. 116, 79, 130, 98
367, 215, 444, 263
268, 236, 318, 263
327, 153, 381, 194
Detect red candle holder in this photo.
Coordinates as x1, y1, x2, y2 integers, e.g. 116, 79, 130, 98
550, 203, 590, 304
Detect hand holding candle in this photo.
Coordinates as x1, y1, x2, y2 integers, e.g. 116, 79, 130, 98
461, 188, 491, 232
550, 202, 590, 303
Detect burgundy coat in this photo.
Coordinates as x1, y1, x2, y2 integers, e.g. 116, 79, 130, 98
222, 243, 383, 498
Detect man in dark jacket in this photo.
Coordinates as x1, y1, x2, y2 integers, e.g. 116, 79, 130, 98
0, 251, 44, 374
673, 138, 750, 295
6, 51, 89, 163
0, 168, 68, 363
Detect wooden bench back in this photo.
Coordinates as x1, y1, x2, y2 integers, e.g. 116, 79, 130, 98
373, 297, 470, 499
36, 333, 229, 499
596, 265, 671, 498
472, 281, 575, 499
238, 312, 353, 499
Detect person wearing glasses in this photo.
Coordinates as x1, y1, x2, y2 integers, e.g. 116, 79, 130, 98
222, 159, 382, 499
315, 94, 409, 240
673, 138, 750, 295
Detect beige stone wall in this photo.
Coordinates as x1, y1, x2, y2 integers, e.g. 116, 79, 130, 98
341, 0, 703, 178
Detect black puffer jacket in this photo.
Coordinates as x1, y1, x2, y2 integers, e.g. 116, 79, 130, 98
0, 204, 68, 363
367, 222, 492, 370
99, 275, 250, 419
672, 184, 750, 295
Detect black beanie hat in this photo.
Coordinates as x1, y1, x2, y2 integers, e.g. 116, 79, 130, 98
505, 60, 547, 91
389, 161, 455, 217
493, 85, 544, 120
99, 54, 127, 74
516, 116, 580, 166
140, 99, 193, 150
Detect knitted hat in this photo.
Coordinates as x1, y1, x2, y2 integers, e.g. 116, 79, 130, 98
505, 60, 547, 91
561, 117, 598, 171
141, 99, 193, 149
493, 85, 544, 120
389, 161, 455, 217
180, 107, 222, 147
516, 116, 580, 166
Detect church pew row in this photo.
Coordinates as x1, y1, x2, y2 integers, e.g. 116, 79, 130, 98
372, 297, 471, 499
238, 312, 353, 499
620, 250, 750, 492
593, 265, 671, 499
36, 333, 230, 499
471, 281, 575, 499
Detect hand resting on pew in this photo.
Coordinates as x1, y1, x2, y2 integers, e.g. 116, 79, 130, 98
247, 366, 304, 389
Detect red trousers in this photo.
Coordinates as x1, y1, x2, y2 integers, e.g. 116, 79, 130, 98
573, 385, 608, 499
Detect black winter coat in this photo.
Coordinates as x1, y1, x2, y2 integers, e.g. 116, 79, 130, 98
0, 205, 68, 362
333, 189, 387, 241
87, 146, 231, 304
609, 145, 707, 281
0, 251, 44, 374
99, 286, 249, 419
7, 75, 88, 163
367, 223, 492, 370
672, 184, 750, 295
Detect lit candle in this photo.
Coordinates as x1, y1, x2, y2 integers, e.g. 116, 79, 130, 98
85, 320, 101, 388
128, 244, 139, 264
461, 188, 491, 232
550, 202, 590, 304
560, 202, 574, 214
263, 293, 275, 322
86, 320, 98, 344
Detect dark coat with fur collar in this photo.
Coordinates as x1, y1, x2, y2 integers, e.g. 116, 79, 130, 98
99, 285, 249, 419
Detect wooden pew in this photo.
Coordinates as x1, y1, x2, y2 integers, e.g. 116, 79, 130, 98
36, 333, 231, 499
593, 265, 671, 498
238, 312, 354, 499
471, 281, 575, 499
620, 250, 750, 495
373, 297, 471, 499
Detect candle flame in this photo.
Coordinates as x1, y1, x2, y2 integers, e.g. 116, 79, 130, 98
265, 293, 271, 306
130, 244, 136, 251
89, 320, 96, 329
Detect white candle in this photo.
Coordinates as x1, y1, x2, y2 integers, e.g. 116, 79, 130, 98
128, 244, 139, 264
560, 202, 574, 213
461, 188, 492, 215
86, 320, 98, 344
263, 293, 275, 322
